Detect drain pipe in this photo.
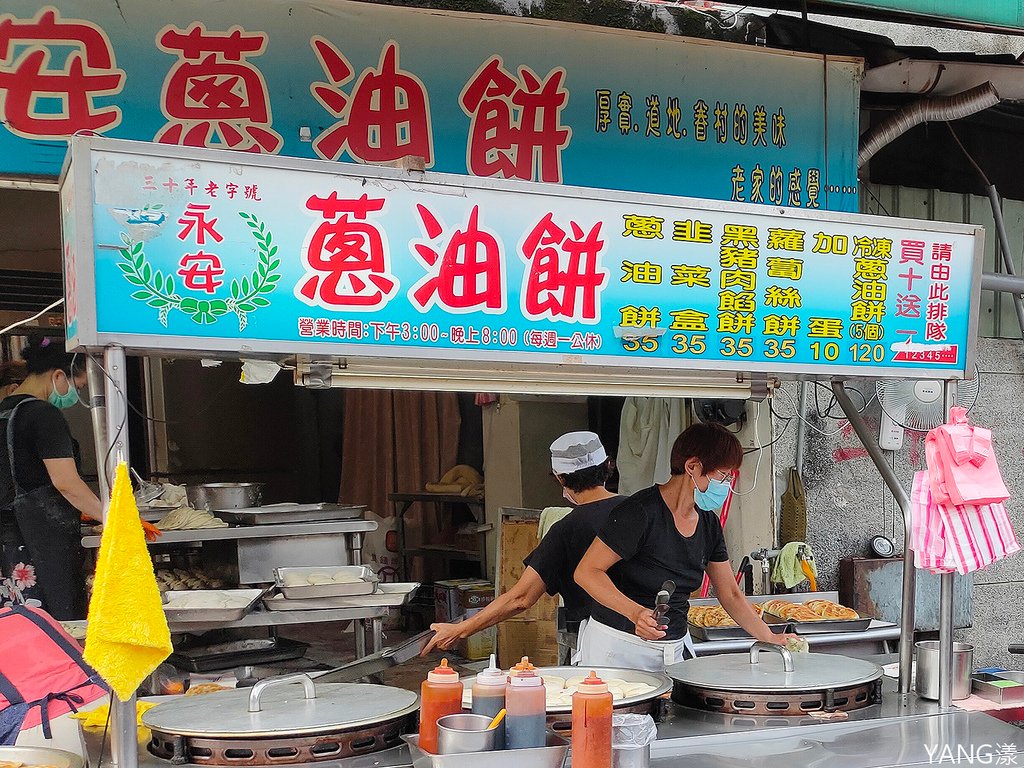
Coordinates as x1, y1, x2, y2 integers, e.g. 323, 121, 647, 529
858, 82, 1000, 168
832, 380, 916, 696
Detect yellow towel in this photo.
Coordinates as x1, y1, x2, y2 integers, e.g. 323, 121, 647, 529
84, 463, 172, 701
70, 700, 158, 740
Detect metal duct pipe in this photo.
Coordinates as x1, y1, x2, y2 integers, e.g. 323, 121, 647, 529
858, 82, 1001, 168
982, 272, 1024, 294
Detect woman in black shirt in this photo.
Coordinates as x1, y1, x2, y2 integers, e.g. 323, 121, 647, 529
0, 338, 103, 619
575, 422, 788, 671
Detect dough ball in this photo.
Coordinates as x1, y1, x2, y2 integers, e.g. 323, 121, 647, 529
332, 571, 361, 583
307, 572, 334, 585
543, 676, 565, 691
565, 676, 585, 688
282, 573, 307, 587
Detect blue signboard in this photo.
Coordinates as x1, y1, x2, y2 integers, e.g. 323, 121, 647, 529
2, 0, 861, 211
64, 139, 982, 380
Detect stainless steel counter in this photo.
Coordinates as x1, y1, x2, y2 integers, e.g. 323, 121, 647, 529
85, 672, 1024, 768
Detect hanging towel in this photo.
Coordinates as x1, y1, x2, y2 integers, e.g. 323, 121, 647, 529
616, 397, 688, 496
83, 464, 172, 701
538, 507, 573, 540
771, 542, 817, 589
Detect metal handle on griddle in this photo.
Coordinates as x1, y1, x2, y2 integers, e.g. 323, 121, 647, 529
248, 673, 317, 712
749, 641, 794, 672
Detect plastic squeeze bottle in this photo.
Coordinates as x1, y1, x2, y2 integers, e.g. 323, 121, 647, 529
572, 671, 613, 768
505, 666, 546, 749
418, 658, 463, 753
471, 654, 507, 749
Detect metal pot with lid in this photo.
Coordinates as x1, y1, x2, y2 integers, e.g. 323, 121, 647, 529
667, 642, 883, 716
185, 483, 264, 511
143, 674, 419, 765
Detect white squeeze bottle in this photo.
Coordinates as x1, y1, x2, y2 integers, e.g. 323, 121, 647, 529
471, 654, 506, 749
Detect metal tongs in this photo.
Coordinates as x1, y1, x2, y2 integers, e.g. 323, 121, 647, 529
313, 629, 434, 684
653, 580, 675, 629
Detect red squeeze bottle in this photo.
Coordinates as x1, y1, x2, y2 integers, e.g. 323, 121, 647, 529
419, 658, 463, 753
572, 671, 613, 768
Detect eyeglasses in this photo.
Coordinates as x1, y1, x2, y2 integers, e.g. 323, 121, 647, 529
708, 469, 734, 483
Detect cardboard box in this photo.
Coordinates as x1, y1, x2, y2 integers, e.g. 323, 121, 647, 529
460, 607, 497, 661
434, 579, 488, 623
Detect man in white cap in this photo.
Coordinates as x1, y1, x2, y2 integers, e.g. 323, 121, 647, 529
423, 431, 622, 658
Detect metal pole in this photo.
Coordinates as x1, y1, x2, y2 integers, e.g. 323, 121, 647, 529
938, 381, 957, 709
101, 345, 139, 768
85, 359, 110, 501
832, 381, 916, 695
794, 382, 809, 472
981, 271, 1024, 294
986, 185, 1024, 338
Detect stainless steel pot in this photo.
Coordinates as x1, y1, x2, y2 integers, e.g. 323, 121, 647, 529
186, 483, 264, 511
915, 640, 973, 700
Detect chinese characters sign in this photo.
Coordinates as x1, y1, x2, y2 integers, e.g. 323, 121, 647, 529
66, 139, 981, 380
3, 0, 860, 211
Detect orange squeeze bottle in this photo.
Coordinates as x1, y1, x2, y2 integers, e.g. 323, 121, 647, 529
572, 671, 613, 768
418, 658, 463, 753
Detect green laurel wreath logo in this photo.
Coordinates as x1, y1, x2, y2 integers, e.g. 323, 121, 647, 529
117, 211, 281, 331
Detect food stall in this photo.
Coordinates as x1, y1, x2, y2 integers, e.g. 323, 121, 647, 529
54, 135, 1024, 767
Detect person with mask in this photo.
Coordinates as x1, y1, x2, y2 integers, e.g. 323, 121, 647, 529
0, 361, 26, 400
423, 431, 622, 659
575, 422, 791, 672
0, 337, 103, 619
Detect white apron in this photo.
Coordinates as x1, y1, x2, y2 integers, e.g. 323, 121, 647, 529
576, 618, 695, 672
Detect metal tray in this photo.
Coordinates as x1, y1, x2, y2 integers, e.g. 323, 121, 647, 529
972, 673, 1024, 705
275, 582, 421, 609
0, 746, 85, 768
276, 566, 379, 599
688, 620, 791, 641
263, 592, 389, 611
461, 666, 671, 714
216, 503, 367, 525
162, 589, 264, 623
763, 612, 872, 634
168, 637, 309, 673
403, 734, 568, 768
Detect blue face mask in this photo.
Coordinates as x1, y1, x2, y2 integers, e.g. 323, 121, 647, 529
694, 475, 732, 510
48, 373, 80, 410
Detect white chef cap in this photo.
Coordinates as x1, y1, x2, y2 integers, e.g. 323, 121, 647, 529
550, 431, 608, 475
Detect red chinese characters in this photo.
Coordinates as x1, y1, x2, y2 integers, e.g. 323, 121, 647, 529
178, 251, 225, 294
310, 38, 433, 165
156, 23, 282, 153
410, 204, 505, 313
177, 204, 224, 246
0, 8, 125, 137
520, 212, 608, 323
459, 57, 571, 183
297, 192, 398, 310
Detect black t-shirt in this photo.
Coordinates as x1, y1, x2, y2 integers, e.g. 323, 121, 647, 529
523, 495, 624, 628
591, 485, 729, 640
0, 395, 76, 508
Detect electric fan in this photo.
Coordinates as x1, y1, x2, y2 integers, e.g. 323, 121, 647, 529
875, 372, 980, 451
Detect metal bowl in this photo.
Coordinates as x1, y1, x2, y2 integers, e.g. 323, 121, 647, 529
185, 483, 264, 511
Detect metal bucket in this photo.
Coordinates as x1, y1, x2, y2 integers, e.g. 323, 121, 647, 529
185, 482, 264, 511
436, 714, 497, 754
613, 744, 651, 768
915, 641, 974, 700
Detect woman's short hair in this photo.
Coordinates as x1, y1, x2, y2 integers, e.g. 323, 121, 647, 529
0, 360, 27, 388
559, 459, 612, 493
669, 422, 744, 475
20, 334, 84, 377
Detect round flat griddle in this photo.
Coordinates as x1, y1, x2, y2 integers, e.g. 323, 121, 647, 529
667, 647, 883, 716
143, 678, 419, 766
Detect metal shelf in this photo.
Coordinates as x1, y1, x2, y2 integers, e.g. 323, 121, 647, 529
82, 520, 377, 549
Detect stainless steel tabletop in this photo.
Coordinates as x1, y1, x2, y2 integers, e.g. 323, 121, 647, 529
82, 520, 376, 548
668, 650, 882, 692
